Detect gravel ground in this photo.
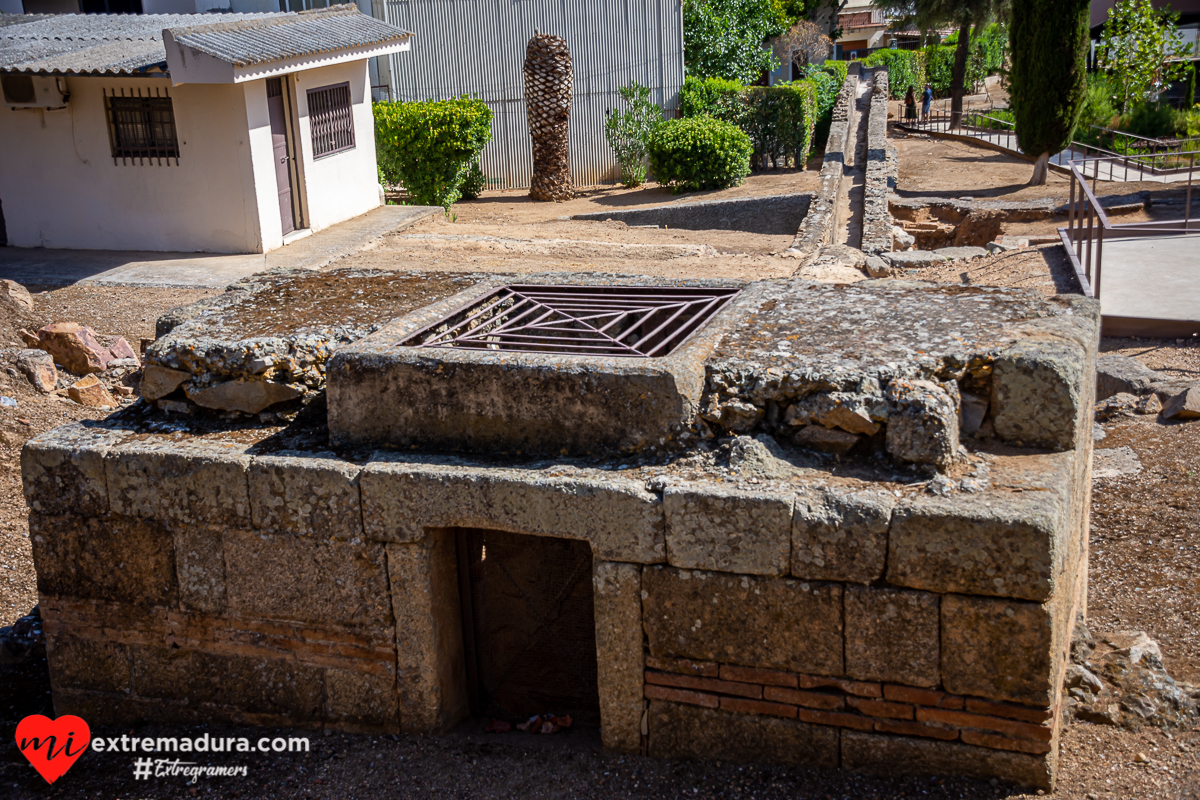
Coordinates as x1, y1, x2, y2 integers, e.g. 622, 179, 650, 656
2, 277, 1199, 798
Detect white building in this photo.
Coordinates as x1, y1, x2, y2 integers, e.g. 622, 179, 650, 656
0, 7, 412, 253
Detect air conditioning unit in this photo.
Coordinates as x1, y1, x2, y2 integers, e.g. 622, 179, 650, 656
1, 75, 69, 109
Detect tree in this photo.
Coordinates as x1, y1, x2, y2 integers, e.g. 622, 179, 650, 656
683, 0, 790, 83
775, 20, 834, 75
873, 0, 1009, 127
1008, 0, 1090, 184
1096, 0, 1193, 111
604, 83, 663, 187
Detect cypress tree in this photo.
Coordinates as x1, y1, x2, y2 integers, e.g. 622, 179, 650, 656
1008, 0, 1090, 185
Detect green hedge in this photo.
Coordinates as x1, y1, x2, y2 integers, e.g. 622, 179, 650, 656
648, 117, 753, 191
861, 50, 926, 99
373, 97, 493, 208
680, 75, 819, 167
822, 59, 849, 86
923, 25, 1007, 97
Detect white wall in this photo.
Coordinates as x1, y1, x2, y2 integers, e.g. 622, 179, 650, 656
0, 76, 263, 253
288, 60, 380, 235
141, 0, 202, 13
0, 0, 25, 13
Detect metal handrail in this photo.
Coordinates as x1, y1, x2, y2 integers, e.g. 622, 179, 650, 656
1063, 153, 1198, 300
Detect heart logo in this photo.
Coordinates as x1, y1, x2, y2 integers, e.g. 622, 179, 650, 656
15, 714, 91, 784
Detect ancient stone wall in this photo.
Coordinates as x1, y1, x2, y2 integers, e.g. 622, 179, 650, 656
860, 69, 896, 256
785, 71, 859, 264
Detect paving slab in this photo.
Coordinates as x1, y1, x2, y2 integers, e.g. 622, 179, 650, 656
0, 205, 438, 288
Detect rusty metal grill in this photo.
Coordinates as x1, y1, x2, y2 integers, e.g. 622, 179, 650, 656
307, 81, 355, 159
403, 284, 741, 358
104, 88, 179, 165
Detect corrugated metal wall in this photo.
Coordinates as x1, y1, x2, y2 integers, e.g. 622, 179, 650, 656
378, 0, 685, 190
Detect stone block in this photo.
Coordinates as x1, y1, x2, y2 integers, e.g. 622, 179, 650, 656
592, 561, 644, 754
886, 454, 1072, 602
841, 731, 1052, 791
791, 487, 893, 583
131, 645, 325, 719
140, 364, 191, 401
643, 566, 843, 676
844, 586, 940, 688
387, 531, 469, 733
1095, 353, 1165, 400
46, 635, 131, 695
992, 339, 1087, 451
647, 700, 839, 768
68, 375, 115, 408
664, 483, 792, 575
1163, 386, 1200, 420
885, 379, 959, 469
22, 422, 125, 517
360, 456, 664, 563
249, 452, 363, 537
223, 528, 392, 636
941, 594, 1054, 707
325, 668, 399, 727
172, 524, 226, 614
29, 514, 177, 606
107, 438, 251, 526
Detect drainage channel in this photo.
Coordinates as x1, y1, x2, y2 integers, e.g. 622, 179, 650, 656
835, 68, 874, 250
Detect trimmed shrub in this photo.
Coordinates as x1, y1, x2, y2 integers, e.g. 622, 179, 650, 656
822, 59, 849, 86
861, 50, 926, 99
460, 160, 486, 200
923, 45, 954, 96
744, 81, 817, 167
680, 75, 746, 126
373, 97, 493, 208
648, 116, 753, 191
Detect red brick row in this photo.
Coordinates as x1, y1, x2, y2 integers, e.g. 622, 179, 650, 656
644, 661, 1057, 754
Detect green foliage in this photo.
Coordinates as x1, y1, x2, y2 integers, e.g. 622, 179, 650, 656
603, 82, 664, 188
680, 75, 747, 125
861, 50, 927, 99
923, 45, 954, 95
1125, 102, 1181, 139
647, 116, 753, 191
822, 59, 849, 86
373, 97, 493, 209
924, 23, 1006, 97
1008, 0, 1090, 162
683, 0, 788, 82
681, 76, 820, 166
1078, 73, 1121, 131
1097, 0, 1193, 110
459, 161, 486, 200
744, 81, 818, 166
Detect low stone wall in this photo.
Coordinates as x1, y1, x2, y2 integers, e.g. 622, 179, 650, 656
860, 69, 895, 256
785, 69, 859, 264
571, 193, 813, 236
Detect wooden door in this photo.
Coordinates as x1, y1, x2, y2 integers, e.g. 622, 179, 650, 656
267, 78, 295, 236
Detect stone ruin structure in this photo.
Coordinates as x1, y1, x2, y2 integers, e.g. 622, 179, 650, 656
22, 268, 1097, 790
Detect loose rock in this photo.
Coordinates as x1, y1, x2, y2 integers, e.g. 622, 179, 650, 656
67, 375, 115, 408
140, 364, 192, 401
15, 349, 56, 393
1162, 386, 1200, 420
0, 279, 35, 313
186, 378, 304, 414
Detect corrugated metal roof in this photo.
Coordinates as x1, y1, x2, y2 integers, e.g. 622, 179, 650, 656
0, 6, 411, 76
167, 6, 412, 68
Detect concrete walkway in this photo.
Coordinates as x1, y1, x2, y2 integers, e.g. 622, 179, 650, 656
1094, 234, 1200, 336
0, 205, 439, 288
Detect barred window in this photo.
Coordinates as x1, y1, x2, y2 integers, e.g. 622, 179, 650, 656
105, 95, 179, 161
307, 82, 355, 158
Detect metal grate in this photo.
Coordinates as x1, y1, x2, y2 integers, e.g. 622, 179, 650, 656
307, 81, 355, 159
104, 88, 179, 165
402, 284, 741, 358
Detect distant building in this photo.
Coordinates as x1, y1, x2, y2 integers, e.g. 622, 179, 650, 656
0, 8, 411, 253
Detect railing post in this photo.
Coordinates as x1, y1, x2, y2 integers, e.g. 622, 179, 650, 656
1068, 174, 1076, 235
1187, 153, 1194, 232
1085, 203, 1094, 287
1095, 222, 1103, 301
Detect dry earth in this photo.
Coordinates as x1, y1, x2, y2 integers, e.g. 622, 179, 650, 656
1, 161, 1199, 797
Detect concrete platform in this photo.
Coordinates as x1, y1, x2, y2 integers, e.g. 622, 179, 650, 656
0, 205, 438, 288
1094, 234, 1200, 337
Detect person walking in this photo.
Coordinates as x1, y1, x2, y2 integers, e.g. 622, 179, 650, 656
904, 86, 917, 123
921, 83, 933, 122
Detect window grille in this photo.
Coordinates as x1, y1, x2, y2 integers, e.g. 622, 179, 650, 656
104, 88, 179, 165
307, 82, 355, 159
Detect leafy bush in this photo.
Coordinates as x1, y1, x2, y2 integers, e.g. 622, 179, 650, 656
922, 45, 954, 96
1125, 101, 1179, 139
373, 97, 493, 209
459, 161, 486, 200
1078, 73, 1121, 131
604, 82, 664, 187
680, 75, 747, 126
683, 0, 789, 83
861, 50, 926, 99
681, 76, 819, 167
822, 59, 849, 86
647, 116, 753, 191
744, 82, 817, 167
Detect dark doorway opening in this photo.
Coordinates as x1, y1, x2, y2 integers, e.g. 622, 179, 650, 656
455, 529, 600, 727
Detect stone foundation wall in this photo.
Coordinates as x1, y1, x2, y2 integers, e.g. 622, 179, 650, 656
25, 401, 1092, 789
860, 69, 896, 256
